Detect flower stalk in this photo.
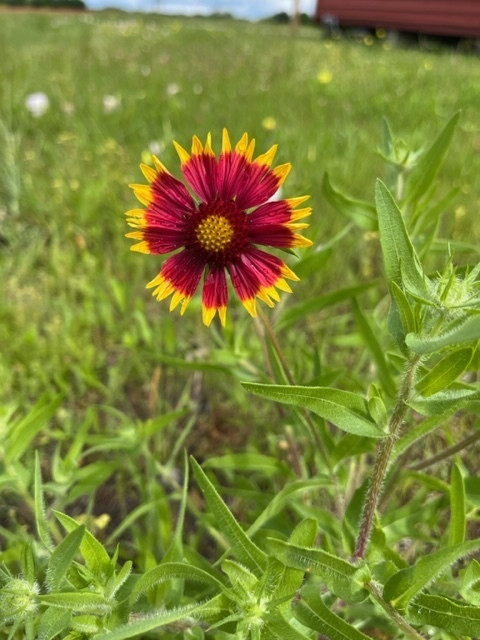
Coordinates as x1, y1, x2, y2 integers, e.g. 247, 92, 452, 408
354, 354, 421, 560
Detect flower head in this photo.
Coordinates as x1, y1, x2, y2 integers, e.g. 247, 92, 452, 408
126, 129, 312, 327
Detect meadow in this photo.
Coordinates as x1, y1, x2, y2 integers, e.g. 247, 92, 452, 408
1, 10, 480, 639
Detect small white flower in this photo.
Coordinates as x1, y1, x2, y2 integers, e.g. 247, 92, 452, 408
25, 92, 49, 118
103, 95, 120, 114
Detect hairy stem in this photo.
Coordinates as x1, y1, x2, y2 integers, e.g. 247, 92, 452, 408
367, 582, 427, 640
354, 354, 421, 560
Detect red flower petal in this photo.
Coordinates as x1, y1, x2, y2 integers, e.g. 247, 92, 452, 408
147, 250, 206, 314
202, 267, 228, 327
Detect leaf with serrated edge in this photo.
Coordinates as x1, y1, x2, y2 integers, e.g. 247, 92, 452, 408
293, 586, 372, 640
46, 525, 85, 592
384, 538, 480, 608
242, 383, 382, 438
190, 457, 267, 573
408, 593, 480, 636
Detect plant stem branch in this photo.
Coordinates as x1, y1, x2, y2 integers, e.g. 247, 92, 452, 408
354, 354, 421, 560
366, 582, 427, 640
409, 428, 480, 471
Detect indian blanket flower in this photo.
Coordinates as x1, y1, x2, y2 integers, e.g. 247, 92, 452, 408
126, 129, 312, 327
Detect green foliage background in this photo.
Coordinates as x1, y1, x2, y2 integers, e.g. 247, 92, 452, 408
1, 11, 480, 640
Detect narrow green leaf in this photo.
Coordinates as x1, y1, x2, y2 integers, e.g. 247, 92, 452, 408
292, 586, 372, 640
242, 383, 383, 438
190, 457, 267, 573
130, 562, 226, 605
246, 478, 332, 538
269, 519, 318, 609
390, 281, 417, 336
406, 314, 480, 353
404, 111, 460, 205
203, 453, 292, 477
408, 387, 480, 417
222, 559, 257, 597
39, 592, 110, 613
104, 561, 133, 602
277, 282, 377, 331
407, 593, 480, 636
460, 559, 480, 605
416, 347, 474, 396
35, 451, 53, 552
264, 614, 313, 640
46, 525, 85, 592
322, 172, 377, 231
448, 464, 466, 546
375, 179, 425, 292
6, 395, 63, 463
53, 511, 110, 577
93, 602, 210, 640
351, 298, 396, 398
37, 608, 71, 640
265, 538, 368, 603
384, 538, 480, 608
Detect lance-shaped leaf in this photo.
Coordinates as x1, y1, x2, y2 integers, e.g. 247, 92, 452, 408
242, 383, 383, 438
448, 463, 466, 546
322, 172, 377, 231
406, 314, 480, 353
264, 613, 314, 640
38, 592, 111, 614
375, 180, 426, 346
460, 559, 480, 605
46, 525, 85, 592
190, 457, 267, 573
375, 180, 425, 293
93, 602, 213, 640
416, 347, 474, 396
292, 586, 372, 640
265, 538, 368, 603
37, 608, 71, 640
408, 387, 480, 417
404, 111, 460, 205
407, 593, 480, 636
384, 538, 480, 608
130, 562, 227, 605
53, 511, 110, 578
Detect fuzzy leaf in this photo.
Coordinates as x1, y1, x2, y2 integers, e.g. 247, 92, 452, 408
35, 452, 54, 552
53, 510, 111, 577
460, 559, 480, 605
416, 347, 474, 396
384, 538, 480, 608
46, 525, 85, 592
448, 463, 466, 546
264, 614, 313, 640
37, 608, 71, 640
130, 562, 227, 605
407, 593, 480, 635
38, 592, 110, 613
92, 602, 206, 640
265, 538, 368, 603
190, 457, 267, 573
292, 586, 372, 640
242, 383, 383, 438
406, 314, 480, 353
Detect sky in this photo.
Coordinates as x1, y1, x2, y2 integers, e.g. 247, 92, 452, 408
85, 0, 317, 21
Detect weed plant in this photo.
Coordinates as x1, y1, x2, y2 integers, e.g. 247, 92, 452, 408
1, 11, 480, 640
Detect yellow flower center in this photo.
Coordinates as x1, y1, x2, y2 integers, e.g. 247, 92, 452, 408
196, 214, 234, 252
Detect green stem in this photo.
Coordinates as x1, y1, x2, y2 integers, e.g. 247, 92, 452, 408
409, 428, 480, 471
354, 354, 421, 560
256, 306, 329, 465
366, 582, 426, 640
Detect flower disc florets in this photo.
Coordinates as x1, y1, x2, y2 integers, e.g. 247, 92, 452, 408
126, 129, 312, 326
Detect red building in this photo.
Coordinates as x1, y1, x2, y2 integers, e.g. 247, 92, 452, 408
315, 0, 480, 38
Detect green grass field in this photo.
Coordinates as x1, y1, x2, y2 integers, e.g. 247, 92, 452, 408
1, 12, 480, 638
